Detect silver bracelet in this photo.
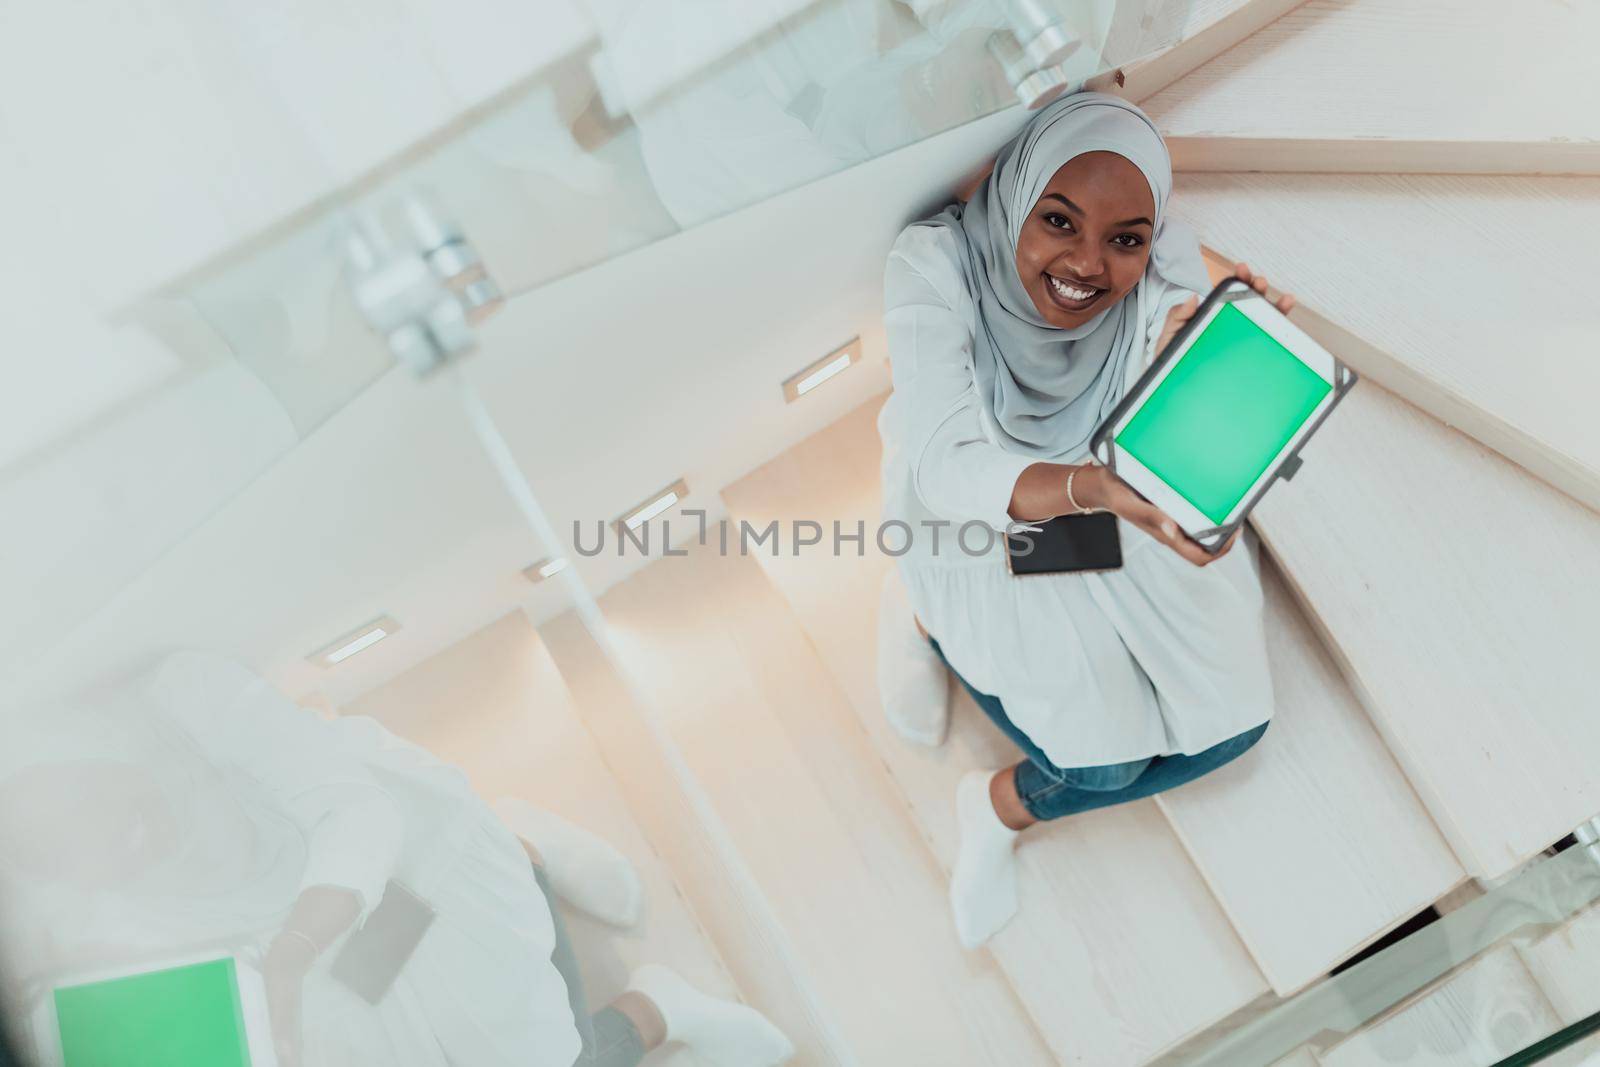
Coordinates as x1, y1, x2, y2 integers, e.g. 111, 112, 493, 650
279, 929, 323, 957
1066, 466, 1094, 513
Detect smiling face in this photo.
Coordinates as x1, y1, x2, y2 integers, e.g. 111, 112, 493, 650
1014, 151, 1155, 328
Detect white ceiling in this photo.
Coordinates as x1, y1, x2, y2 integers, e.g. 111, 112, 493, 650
10, 103, 1023, 708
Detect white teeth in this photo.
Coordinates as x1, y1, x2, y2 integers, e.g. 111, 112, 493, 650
1048, 275, 1098, 302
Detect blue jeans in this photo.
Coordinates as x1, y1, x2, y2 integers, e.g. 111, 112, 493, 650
928, 637, 1268, 822
533, 864, 647, 1067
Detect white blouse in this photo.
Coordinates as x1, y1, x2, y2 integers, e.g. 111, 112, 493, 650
878, 224, 1275, 768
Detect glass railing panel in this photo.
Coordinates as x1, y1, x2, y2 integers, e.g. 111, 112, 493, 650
418, 0, 1204, 301
0, 227, 772, 1067
1162, 843, 1600, 1067
0, 403, 767, 1067
15, 0, 1203, 496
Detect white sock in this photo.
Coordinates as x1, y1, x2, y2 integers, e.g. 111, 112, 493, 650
627, 965, 794, 1067
876, 569, 950, 747
950, 769, 1020, 949
492, 799, 643, 928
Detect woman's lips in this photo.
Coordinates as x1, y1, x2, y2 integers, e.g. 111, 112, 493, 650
1044, 272, 1103, 312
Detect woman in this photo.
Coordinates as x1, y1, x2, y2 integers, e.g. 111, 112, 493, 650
0, 651, 791, 1067
876, 92, 1294, 948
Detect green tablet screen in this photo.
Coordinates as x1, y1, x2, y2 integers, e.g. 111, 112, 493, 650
53, 957, 253, 1067
1115, 302, 1332, 524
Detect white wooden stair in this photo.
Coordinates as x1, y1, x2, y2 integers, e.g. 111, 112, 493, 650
541, 541, 1055, 1065
1142, 0, 1600, 176
1242, 370, 1600, 880
720, 397, 1460, 1062
1180, 191, 1600, 881
1154, 553, 1463, 995
1176, 175, 1600, 516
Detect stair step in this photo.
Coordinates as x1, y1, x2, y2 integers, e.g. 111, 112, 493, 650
538, 611, 846, 1065
1178, 175, 1600, 514
722, 397, 1272, 1066
1154, 552, 1464, 996
1245, 373, 1600, 879
1144, 0, 1600, 174
339, 611, 734, 1067
546, 544, 1054, 1065
1317, 946, 1567, 1067
1516, 896, 1600, 1028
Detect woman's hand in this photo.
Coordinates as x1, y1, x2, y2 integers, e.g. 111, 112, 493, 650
262, 933, 315, 1066
1079, 465, 1238, 567
261, 887, 362, 1066
1151, 262, 1297, 364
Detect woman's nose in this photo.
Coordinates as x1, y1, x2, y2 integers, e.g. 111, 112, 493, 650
1057, 248, 1105, 281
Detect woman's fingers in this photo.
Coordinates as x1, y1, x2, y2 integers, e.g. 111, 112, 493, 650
1100, 474, 1220, 566
1152, 295, 1200, 363
1212, 527, 1242, 559
1166, 295, 1198, 329
1233, 261, 1298, 316
1120, 496, 1216, 567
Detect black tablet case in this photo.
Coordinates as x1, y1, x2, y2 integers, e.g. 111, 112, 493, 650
1089, 277, 1358, 554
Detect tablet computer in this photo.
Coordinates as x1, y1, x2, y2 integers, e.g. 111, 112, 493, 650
1091, 277, 1356, 553
31, 951, 277, 1067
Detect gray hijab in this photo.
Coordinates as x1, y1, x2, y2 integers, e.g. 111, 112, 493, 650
918, 91, 1208, 460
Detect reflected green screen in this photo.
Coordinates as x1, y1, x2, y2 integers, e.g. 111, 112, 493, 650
1116, 302, 1331, 524
54, 958, 252, 1067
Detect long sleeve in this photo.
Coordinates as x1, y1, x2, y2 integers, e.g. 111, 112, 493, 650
142, 650, 404, 917
885, 228, 1034, 531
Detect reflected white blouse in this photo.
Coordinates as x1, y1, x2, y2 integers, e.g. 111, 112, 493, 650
878, 224, 1275, 768
3, 652, 579, 1067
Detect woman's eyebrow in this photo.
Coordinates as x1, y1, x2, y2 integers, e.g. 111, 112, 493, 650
1041, 193, 1151, 228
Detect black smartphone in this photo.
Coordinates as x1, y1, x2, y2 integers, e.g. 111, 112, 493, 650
1005, 512, 1122, 575
329, 880, 436, 1005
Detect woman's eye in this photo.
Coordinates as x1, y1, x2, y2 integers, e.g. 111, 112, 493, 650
1044, 213, 1072, 230
1112, 234, 1145, 248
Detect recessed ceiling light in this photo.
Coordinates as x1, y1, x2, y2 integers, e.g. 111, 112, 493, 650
615, 478, 690, 535
783, 338, 860, 402
309, 616, 400, 668
523, 556, 569, 582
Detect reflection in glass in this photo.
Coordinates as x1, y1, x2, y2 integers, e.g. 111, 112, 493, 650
1164, 843, 1600, 1066
0, 651, 787, 1066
